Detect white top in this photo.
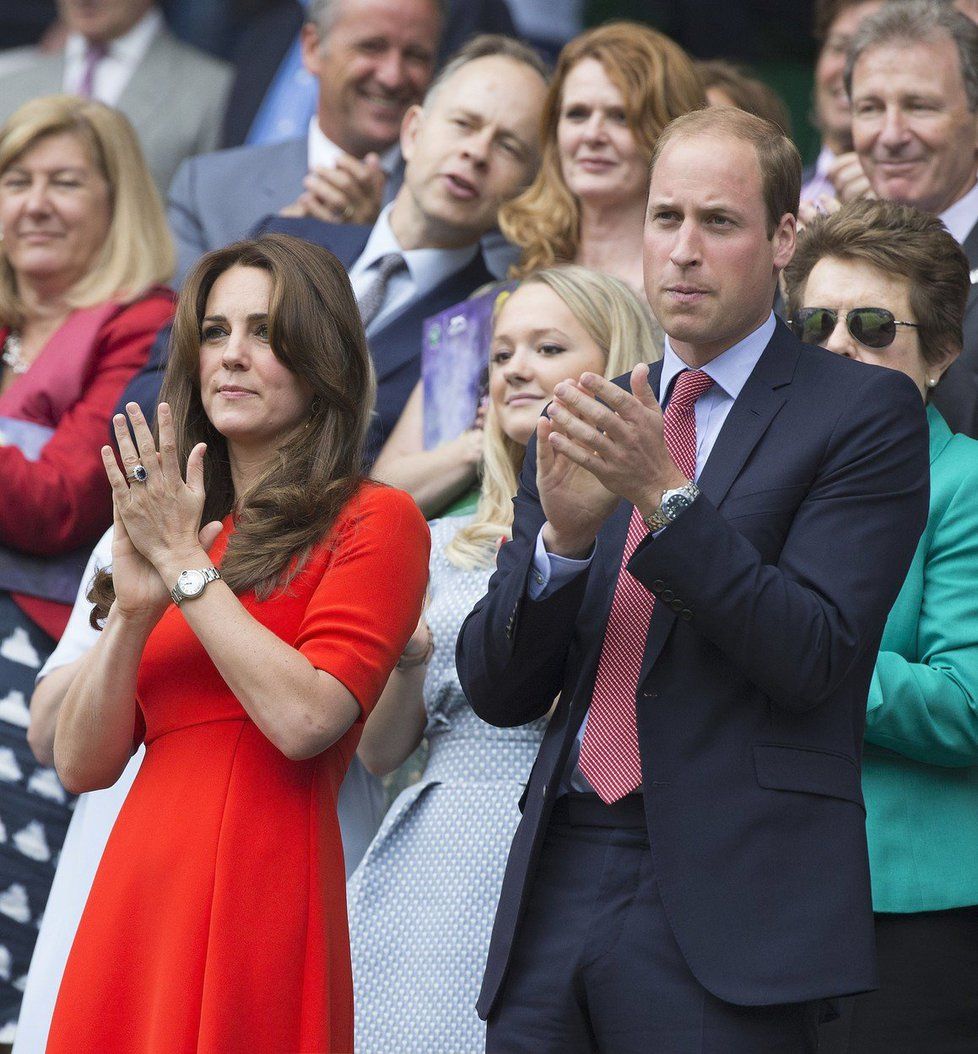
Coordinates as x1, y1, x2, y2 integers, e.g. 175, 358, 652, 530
348, 204, 478, 335
62, 8, 163, 106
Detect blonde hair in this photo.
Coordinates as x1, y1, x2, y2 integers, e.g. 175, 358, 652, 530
446, 266, 662, 569
0, 95, 174, 327
499, 23, 705, 279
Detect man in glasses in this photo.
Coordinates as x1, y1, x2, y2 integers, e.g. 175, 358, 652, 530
457, 106, 931, 1053
847, 0, 978, 437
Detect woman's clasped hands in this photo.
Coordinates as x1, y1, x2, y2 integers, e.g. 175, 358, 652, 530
100, 402, 223, 624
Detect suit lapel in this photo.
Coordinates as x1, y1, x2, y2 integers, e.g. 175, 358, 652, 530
696, 322, 798, 509
258, 137, 308, 208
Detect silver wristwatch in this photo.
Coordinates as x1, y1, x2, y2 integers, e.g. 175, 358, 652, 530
170, 567, 221, 605
641, 481, 701, 532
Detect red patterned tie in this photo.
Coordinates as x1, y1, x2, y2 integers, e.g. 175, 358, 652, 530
579, 369, 715, 803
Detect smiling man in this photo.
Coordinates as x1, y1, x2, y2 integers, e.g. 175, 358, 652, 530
456, 106, 931, 1053
166, 0, 443, 283
847, 0, 978, 435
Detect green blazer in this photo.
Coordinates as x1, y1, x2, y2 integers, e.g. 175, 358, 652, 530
863, 404, 978, 912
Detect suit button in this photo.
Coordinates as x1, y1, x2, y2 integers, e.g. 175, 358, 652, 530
670, 598, 684, 612
660, 589, 674, 602
681, 608, 692, 621
652, 579, 665, 590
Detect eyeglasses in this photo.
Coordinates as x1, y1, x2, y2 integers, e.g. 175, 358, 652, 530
789, 307, 919, 350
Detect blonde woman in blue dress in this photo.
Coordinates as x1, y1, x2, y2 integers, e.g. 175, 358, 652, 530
348, 265, 660, 1054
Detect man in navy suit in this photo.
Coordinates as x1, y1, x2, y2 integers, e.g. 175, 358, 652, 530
260, 35, 547, 462
456, 107, 931, 1052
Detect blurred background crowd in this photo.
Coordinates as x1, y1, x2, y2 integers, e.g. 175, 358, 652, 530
0, 0, 977, 1051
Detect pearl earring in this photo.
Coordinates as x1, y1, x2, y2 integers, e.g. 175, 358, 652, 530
926, 377, 938, 389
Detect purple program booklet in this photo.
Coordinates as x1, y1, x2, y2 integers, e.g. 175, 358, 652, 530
421, 284, 514, 450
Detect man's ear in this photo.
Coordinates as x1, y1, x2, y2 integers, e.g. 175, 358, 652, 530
399, 105, 424, 164
772, 212, 797, 272
299, 21, 324, 77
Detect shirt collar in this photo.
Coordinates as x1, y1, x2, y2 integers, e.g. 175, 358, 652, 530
65, 7, 162, 66
307, 117, 399, 174
658, 312, 776, 404
354, 203, 478, 298
939, 177, 978, 245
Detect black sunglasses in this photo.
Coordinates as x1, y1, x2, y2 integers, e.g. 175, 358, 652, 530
789, 307, 919, 350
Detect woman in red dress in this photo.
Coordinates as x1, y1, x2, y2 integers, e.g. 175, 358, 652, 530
46, 234, 430, 1054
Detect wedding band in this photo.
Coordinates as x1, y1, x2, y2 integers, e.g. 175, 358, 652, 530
126, 463, 148, 484
340, 204, 353, 222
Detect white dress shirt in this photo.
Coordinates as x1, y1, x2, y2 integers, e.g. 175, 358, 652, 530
799, 144, 837, 206
62, 8, 163, 106
307, 118, 399, 175
938, 178, 978, 246
525, 313, 778, 793
348, 204, 478, 335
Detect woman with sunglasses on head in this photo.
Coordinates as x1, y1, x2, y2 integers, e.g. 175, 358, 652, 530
784, 198, 978, 1053
45, 234, 430, 1054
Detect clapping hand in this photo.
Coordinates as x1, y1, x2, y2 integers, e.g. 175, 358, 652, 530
279, 153, 386, 225
540, 364, 686, 556
101, 403, 222, 623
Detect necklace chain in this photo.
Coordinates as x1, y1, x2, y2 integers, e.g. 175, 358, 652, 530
1, 331, 29, 375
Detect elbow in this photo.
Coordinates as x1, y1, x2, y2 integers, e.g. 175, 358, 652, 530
26, 723, 56, 768
357, 746, 399, 778
54, 758, 114, 795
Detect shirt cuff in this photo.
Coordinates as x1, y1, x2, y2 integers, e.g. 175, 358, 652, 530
528, 525, 593, 600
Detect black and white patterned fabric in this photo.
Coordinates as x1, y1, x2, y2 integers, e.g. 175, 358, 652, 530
0, 593, 72, 1042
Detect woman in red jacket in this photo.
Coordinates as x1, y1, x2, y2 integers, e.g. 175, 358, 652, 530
0, 95, 173, 1040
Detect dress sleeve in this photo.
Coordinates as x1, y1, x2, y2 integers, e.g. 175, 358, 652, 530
864, 449, 978, 766
0, 293, 174, 556
294, 485, 430, 717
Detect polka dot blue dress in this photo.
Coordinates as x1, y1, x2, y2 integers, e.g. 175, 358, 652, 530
347, 516, 548, 1054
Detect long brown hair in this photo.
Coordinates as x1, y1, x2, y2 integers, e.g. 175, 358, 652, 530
499, 22, 705, 278
90, 234, 375, 621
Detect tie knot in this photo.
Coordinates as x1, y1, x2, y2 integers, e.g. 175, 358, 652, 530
668, 369, 713, 410
84, 39, 109, 61
373, 252, 406, 280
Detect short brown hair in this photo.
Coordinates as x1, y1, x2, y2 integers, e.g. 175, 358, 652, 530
783, 198, 970, 367
0, 95, 173, 328
649, 107, 801, 236
500, 21, 705, 277
696, 59, 792, 136
814, 0, 883, 41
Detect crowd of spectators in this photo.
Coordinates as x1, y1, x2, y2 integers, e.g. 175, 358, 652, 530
0, 0, 976, 1051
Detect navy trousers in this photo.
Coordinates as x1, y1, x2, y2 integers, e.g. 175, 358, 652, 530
486, 794, 820, 1054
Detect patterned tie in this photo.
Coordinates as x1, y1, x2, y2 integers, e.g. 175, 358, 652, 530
78, 41, 108, 100
579, 368, 715, 803
357, 253, 407, 329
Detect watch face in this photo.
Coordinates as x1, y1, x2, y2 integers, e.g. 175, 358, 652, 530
662, 493, 688, 517
176, 569, 207, 598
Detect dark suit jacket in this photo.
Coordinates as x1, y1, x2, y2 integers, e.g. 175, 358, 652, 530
122, 216, 494, 464
456, 322, 930, 1016
931, 219, 978, 438
260, 216, 493, 462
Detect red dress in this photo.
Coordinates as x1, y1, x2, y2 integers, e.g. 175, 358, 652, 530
47, 483, 430, 1054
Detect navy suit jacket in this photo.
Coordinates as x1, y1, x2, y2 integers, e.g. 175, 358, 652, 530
121, 217, 494, 464
456, 321, 930, 1016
